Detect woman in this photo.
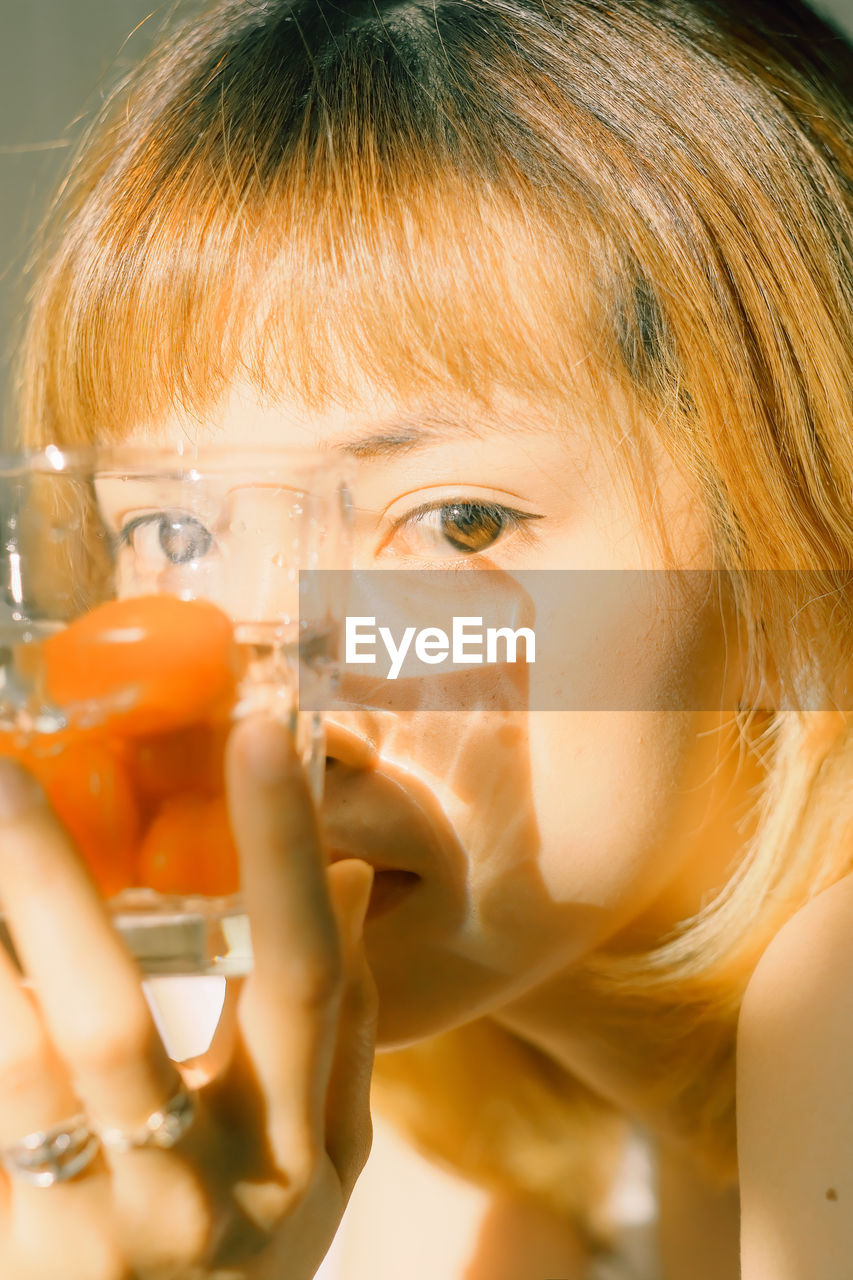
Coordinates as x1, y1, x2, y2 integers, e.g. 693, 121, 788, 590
2, 0, 853, 1275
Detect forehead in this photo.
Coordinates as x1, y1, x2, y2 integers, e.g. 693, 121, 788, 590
122, 380, 578, 458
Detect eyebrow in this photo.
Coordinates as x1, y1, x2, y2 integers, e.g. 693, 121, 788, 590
332, 419, 487, 460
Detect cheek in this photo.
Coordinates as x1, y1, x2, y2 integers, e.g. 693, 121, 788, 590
524, 587, 731, 933
377, 708, 543, 888
528, 710, 700, 921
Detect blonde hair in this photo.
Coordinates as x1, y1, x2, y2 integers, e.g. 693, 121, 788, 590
16, 0, 853, 1244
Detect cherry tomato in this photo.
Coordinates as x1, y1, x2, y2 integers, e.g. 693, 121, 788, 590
0, 731, 32, 764
136, 793, 239, 897
42, 596, 240, 737
127, 720, 230, 805
36, 740, 139, 899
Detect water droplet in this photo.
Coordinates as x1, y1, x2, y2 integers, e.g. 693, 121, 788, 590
34, 711, 67, 734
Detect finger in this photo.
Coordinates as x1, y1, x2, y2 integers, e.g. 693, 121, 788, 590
225, 716, 344, 1178
0, 761, 181, 1136
323, 859, 377, 1199
0, 939, 102, 1220
0, 943, 79, 1149
0, 936, 122, 1280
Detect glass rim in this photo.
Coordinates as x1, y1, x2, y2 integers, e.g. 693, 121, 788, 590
0, 442, 354, 477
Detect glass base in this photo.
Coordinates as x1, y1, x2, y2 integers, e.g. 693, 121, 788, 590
109, 889, 252, 975
0, 890, 253, 978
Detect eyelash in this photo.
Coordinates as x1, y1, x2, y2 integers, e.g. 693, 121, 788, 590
387, 500, 542, 566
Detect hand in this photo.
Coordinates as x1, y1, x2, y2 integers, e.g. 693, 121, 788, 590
0, 715, 378, 1279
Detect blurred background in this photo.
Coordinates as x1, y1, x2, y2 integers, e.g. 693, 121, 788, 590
1, 0, 852, 446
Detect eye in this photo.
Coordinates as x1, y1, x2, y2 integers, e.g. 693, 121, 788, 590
388, 500, 541, 562
118, 512, 215, 567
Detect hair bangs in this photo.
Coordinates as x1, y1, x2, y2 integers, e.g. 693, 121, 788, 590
19, 0, 665, 451
24, 152, 625, 449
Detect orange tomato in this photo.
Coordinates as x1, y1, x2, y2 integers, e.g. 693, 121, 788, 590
42, 595, 239, 737
127, 720, 230, 805
136, 793, 239, 897
36, 740, 139, 899
0, 731, 31, 764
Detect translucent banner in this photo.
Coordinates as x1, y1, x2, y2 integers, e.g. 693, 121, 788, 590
298, 569, 853, 712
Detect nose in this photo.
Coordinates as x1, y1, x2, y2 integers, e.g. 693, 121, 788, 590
323, 714, 382, 771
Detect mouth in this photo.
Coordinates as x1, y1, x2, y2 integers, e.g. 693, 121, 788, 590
321, 758, 465, 927
365, 867, 422, 918
327, 850, 422, 919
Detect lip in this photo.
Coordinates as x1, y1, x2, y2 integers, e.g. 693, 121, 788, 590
320, 751, 468, 924
327, 848, 393, 871
321, 775, 439, 879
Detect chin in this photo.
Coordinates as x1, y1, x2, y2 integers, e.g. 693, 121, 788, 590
366, 950, 520, 1050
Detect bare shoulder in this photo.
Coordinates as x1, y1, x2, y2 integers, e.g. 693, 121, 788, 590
737, 872, 853, 1278
739, 871, 853, 1018
327, 1109, 590, 1280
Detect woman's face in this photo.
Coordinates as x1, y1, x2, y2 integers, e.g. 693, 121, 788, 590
117, 377, 754, 1047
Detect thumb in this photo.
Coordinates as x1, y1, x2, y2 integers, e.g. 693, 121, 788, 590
323, 859, 378, 1197
325, 858, 375, 972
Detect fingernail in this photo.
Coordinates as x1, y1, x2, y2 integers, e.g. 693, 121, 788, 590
345, 866, 375, 956
0, 759, 43, 823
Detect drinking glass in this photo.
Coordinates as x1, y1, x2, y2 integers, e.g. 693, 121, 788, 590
0, 444, 352, 976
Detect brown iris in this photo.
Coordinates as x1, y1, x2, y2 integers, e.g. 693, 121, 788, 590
438, 503, 507, 553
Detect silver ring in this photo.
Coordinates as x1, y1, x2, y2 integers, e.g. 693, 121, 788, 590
1, 1114, 100, 1188
96, 1084, 198, 1154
